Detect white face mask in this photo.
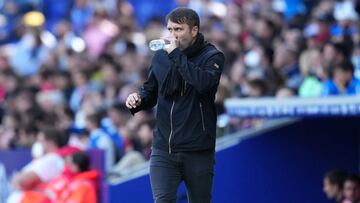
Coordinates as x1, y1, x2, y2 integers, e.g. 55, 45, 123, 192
31, 141, 45, 159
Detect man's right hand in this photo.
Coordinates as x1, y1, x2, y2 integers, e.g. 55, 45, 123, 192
162, 35, 178, 54
126, 93, 142, 109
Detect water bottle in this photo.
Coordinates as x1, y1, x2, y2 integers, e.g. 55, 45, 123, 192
148, 39, 170, 51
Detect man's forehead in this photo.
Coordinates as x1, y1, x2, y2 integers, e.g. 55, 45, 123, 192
167, 20, 186, 28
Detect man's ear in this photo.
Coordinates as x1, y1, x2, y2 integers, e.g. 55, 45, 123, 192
191, 26, 199, 37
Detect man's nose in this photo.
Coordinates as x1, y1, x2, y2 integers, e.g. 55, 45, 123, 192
169, 31, 177, 38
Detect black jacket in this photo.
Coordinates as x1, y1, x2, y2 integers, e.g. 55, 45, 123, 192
131, 42, 224, 153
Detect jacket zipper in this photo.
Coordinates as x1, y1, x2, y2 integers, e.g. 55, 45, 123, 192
200, 102, 205, 131
169, 101, 175, 154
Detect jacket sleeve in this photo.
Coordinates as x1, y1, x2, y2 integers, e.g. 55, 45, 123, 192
130, 68, 158, 115
168, 48, 225, 94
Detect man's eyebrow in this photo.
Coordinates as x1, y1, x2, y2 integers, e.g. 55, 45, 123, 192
167, 26, 182, 29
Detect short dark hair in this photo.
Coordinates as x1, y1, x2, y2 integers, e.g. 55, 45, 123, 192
40, 127, 66, 148
322, 42, 351, 59
324, 170, 348, 189
248, 78, 268, 96
335, 60, 355, 74
72, 152, 90, 172
110, 103, 129, 114
166, 7, 200, 29
86, 113, 101, 127
345, 174, 360, 185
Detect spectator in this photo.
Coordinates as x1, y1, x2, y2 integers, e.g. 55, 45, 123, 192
57, 152, 98, 203
109, 141, 146, 178
101, 103, 130, 159
298, 48, 324, 97
244, 78, 268, 97
322, 60, 360, 96
321, 42, 348, 74
276, 86, 296, 98
323, 169, 348, 203
273, 44, 303, 90
69, 70, 95, 112
254, 16, 276, 49
6, 127, 66, 203
0, 1, 24, 44
215, 75, 232, 115
342, 174, 360, 203
0, 113, 17, 150
9, 11, 54, 77
83, 6, 119, 58
331, 1, 358, 44
17, 151, 98, 203
17, 125, 38, 149
70, 0, 94, 35
229, 58, 247, 97
85, 113, 115, 172
11, 127, 66, 190
136, 119, 155, 160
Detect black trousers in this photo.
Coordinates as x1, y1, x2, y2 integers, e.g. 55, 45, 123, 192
150, 148, 215, 203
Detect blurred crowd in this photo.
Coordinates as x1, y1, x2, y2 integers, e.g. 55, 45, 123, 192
1, 0, 360, 180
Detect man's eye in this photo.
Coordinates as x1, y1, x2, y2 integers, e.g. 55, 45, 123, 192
175, 28, 181, 31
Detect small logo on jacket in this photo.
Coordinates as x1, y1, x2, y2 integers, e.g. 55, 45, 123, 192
214, 63, 219, 69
